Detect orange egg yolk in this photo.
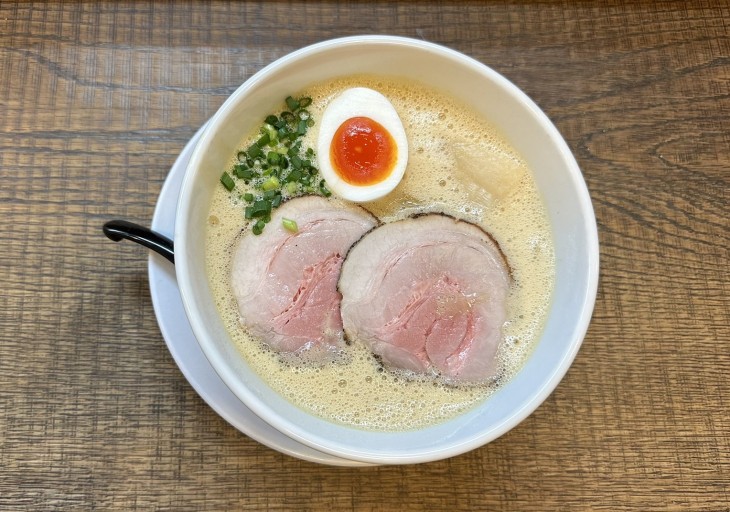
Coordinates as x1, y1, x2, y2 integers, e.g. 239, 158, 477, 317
330, 116, 397, 185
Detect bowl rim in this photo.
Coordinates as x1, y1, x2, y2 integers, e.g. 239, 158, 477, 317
175, 35, 600, 464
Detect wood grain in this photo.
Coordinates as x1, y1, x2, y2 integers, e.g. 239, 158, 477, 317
1, 1, 728, 510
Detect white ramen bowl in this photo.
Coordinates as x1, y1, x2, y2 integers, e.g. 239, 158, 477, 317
175, 35, 599, 464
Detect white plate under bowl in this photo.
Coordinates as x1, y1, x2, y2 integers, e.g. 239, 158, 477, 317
147, 125, 374, 467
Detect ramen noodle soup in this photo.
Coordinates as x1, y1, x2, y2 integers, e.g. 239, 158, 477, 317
205, 75, 555, 431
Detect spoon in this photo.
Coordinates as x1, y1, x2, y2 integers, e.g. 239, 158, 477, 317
103, 220, 175, 264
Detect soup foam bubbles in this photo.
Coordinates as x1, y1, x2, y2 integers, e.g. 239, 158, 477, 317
205, 75, 555, 431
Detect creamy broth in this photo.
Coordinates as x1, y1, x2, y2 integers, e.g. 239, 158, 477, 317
205, 75, 555, 431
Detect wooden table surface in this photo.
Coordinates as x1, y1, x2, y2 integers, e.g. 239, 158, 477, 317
1, 1, 728, 510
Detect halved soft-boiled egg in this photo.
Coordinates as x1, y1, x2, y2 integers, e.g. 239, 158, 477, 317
317, 87, 408, 202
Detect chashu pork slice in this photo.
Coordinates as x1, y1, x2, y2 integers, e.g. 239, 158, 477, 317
339, 214, 511, 384
231, 196, 378, 363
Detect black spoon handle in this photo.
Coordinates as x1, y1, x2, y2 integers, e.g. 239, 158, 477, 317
103, 220, 175, 264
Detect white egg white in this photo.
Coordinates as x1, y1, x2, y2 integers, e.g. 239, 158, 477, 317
316, 87, 408, 202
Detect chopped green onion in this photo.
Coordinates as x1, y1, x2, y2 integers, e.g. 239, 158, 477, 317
267, 151, 280, 165
297, 119, 308, 136
285, 96, 299, 111
261, 176, 280, 191
290, 154, 302, 169
252, 220, 265, 235
287, 169, 302, 182
264, 124, 278, 143
247, 144, 263, 158
235, 166, 253, 180
277, 127, 290, 141
223, 95, 328, 235
282, 218, 298, 232
287, 145, 299, 158
220, 172, 235, 191
319, 179, 332, 197
250, 200, 271, 217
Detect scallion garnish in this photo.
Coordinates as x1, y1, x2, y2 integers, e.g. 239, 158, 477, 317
219, 94, 330, 234
319, 179, 332, 197
267, 152, 280, 165
261, 176, 280, 191
287, 169, 301, 182
250, 199, 271, 217
282, 218, 298, 233
297, 120, 308, 136
290, 154, 302, 169
252, 220, 265, 235
247, 144, 263, 159
285, 181, 298, 194
285, 96, 299, 111
220, 172, 235, 191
